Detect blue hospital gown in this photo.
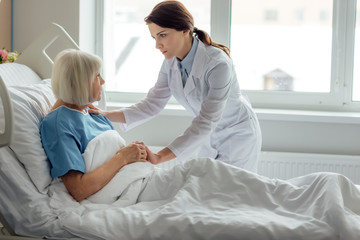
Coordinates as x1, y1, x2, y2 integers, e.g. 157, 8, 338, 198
40, 106, 114, 178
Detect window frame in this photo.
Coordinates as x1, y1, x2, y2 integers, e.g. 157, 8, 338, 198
100, 0, 360, 112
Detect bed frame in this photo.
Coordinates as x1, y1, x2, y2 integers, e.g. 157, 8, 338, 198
0, 74, 13, 148
0, 22, 79, 239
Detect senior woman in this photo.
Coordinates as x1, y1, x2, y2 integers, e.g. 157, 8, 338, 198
40, 49, 147, 202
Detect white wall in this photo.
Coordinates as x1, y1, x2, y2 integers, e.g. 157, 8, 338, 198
13, 0, 95, 53
12, 0, 360, 156
114, 109, 360, 156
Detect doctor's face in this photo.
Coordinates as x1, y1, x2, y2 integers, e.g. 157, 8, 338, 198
148, 23, 190, 60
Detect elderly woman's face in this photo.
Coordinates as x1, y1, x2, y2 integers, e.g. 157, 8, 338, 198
90, 72, 105, 102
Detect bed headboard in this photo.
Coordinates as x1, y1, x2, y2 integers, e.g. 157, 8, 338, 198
2, 23, 89, 149
16, 23, 107, 111
1, 23, 107, 148
16, 23, 79, 79
1, 23, 79, 148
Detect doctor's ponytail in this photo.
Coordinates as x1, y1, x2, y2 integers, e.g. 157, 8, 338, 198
145, 0, 230, 57
192, 27, 230, 57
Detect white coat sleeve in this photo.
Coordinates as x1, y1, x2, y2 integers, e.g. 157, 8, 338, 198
119, 61, 172, 131
167, 60, 232, 159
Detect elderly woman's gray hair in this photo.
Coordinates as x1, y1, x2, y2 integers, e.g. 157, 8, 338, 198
51, 49, 102, 106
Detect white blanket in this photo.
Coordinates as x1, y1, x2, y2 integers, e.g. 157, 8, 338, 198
82, 130, 154, 204
49, 133, 360, 239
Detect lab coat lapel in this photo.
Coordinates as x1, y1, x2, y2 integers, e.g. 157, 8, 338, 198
184, 40, 207, 97
169, 59, 192, 109
184, 75, 196, 96
169, 60, 183, 90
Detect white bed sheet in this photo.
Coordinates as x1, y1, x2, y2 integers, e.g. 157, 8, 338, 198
42, 130, 360, 240
3, 132, 360, 240
48, 156, 360, 240
0, 147, 76, 239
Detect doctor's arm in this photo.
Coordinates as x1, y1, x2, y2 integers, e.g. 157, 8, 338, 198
90, 62, 171, 130
88, 105, 126, 123
166, 61, 232, 159
145, 62, 232, 164
88, 81, 170, 126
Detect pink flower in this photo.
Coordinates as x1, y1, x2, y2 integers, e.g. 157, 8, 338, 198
0, 48, 20, 64
0, 49, 8, 62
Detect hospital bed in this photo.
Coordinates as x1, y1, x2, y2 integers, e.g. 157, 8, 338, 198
0, 23, 81, 239
1, 23, 360, 240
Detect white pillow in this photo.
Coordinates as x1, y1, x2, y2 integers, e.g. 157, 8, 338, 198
83, 130, 154, 204
0, 63, 41, 86
0, 77, 55, 193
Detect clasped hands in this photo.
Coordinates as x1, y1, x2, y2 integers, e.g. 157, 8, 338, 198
118, 141, 161, 165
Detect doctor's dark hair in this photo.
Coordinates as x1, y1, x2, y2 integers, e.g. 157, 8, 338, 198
144, 0, 230, 57
51, 49, 102, 106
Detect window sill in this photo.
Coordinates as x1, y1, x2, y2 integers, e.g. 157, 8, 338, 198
106, 102, 360, 125
255, 108, 360, 124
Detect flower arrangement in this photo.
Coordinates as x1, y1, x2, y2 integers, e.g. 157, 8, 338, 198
0, 47, 20, 64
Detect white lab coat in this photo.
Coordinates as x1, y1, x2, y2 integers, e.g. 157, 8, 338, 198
120, 40, 262, 172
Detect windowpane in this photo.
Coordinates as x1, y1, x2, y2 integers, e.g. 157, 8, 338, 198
104, 0, 210, 93
231, 0, 333, 92
353, 5, 360, 101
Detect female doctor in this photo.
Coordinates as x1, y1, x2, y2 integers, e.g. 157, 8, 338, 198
90, 0, 262, 172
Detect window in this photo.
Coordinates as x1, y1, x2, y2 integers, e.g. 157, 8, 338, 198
353, 4, 360, 101
232, 1, 332, 93
101, 0, 359, 111
264, 10, 278, 21
229, 0, 359, 111
319, 10, 329, 22
295, 9, 304, 22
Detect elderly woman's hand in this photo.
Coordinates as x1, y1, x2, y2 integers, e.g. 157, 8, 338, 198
116, 142, 147, 164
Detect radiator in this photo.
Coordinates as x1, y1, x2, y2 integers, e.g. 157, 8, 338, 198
258, 151, 360, 184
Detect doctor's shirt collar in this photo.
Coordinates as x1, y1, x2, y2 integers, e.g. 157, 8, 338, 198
177, 37, 199, 86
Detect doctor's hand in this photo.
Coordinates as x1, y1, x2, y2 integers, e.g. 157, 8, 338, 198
88, 104, 126, 123
145, 146, 161, 165
88, 104, 107, 115
145, 146, 176, 165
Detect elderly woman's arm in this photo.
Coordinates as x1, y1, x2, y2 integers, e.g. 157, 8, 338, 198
61, 142, 147, 201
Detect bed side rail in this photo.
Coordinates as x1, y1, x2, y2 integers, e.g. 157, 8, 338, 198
0, 211, 16, 236
0, 76, 13, 148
